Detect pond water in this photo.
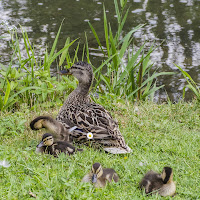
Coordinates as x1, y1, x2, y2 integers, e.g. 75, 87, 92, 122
0, 0, 200, 101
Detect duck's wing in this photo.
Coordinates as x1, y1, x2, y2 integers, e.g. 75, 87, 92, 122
57, 103, 132, 154
140, 171, 163, 194
55, 141, 83, 154
103, 168, 119, 183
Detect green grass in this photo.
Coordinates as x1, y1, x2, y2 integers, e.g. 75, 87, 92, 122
0, 100, 200, 199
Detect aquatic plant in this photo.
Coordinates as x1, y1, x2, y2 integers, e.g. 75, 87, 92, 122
175, 64, 200, 101
89, 0, 173, 101
0, 22, 78, 111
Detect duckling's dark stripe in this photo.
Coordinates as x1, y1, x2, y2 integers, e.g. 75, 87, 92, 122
163, 167, 172, 184
96, 166, 102, 174
42, 133, 53, 140
43, 136, 53, 142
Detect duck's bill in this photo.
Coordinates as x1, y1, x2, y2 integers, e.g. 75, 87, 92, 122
57, 69, 72, 75
37, 141, 44, 148
92, 174, 97, 183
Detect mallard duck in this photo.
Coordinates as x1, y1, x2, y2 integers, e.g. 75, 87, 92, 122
36, 133, 83, 157
139, 167, 176, 196
82, 162, 119, 188
30, 61, 132, 154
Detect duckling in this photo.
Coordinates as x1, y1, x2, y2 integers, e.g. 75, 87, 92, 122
139, 167, 176, 197
82, 162, 119, 188
30, 61, 132, 154
30, 116, 74, 141
36, 133, 83, 157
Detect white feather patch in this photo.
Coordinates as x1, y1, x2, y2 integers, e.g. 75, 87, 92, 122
104, 145, 132, 154
68, 126, 77, 133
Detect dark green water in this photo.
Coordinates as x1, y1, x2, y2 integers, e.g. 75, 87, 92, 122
0, 0, 200, 101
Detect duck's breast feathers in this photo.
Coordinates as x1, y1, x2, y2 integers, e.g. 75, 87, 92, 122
159, 182, 176, 197
82, 173, 91, 183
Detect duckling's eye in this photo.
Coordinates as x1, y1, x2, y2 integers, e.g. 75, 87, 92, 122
44, 137, 52, 142
43, 136, 53, 144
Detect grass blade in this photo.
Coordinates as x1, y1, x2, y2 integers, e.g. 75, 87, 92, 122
127, 72, 174, 99
59, 38, 70, 66
103, 5, 110, 57
88, 22, 105, 56
116, 43, 145, 85
49, 20, 64, 59
4, 80, 11, 105
114, 0, 121, 23
93, 53, 117, 74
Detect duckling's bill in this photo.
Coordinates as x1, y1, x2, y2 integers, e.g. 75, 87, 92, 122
92, 174, 97, 183
37, 141, 44, 148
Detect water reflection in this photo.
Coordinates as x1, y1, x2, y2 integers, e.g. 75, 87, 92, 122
0, 0, 199, 101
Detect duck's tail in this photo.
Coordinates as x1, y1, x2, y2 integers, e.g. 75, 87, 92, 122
30, 116, 71, 141
103, 145, 132, 154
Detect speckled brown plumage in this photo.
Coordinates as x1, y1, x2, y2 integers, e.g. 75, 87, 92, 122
56, 61, 132, 154
30, 61, 132, 154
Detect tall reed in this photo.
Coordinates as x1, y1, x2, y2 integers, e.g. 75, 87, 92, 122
175, 64, 200, 101
89, 0, 174, 101
0, 23, 78, 111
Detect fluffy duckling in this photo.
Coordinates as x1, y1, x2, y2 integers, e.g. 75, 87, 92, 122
139, 167, 176, 197
82, 162, 119, 188
36, 133, 83, 157
30, 116, 74, 142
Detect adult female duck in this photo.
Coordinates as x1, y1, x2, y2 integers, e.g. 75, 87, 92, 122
30, 61, 132, 154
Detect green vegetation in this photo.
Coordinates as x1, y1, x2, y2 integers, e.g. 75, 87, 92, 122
90, 0, 174, 101
0, 100, 200, 199
175, 64, 200, 101
0, 0, 200, 199
0, 0, 174, 112
0, 23, 79, 111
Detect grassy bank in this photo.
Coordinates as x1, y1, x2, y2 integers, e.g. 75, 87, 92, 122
0, 100, 199, 199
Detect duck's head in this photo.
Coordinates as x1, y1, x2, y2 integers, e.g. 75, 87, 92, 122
59, 61, 93, 86
161, 167, 173, 184
37, 133, 54, 147
91, 163, 103, 183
